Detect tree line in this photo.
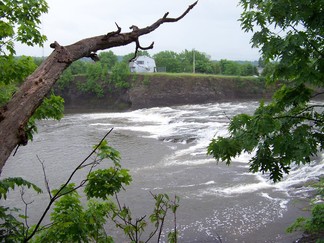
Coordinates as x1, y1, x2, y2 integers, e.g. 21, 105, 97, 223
59, 49, 261, 77
36, 49, 265, 97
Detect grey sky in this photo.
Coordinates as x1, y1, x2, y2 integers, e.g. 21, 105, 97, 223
15, 0, 260, 61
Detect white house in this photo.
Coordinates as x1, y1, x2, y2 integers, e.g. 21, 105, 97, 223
129, 56, 156, 73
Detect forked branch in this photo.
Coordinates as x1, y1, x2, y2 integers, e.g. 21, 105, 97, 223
0, 1, 198, 172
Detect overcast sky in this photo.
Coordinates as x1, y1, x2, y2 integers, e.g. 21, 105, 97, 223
15, 0, 260, 61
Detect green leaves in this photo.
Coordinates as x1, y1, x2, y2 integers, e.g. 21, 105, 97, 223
287, 179, 324, 237
0, 177, 42, 241
95, 140, 121, 166
0, 0, 48, 55
208, 137, 243, 165
26, 94, 64, 141
0, 177, 42, 200
109, 193, 180, 242
240, 0, 324, 85
85, 168, 132, 199
209, 93, 324, 182
209, 0, 324, 182
110, 62, 131, 89
33, 190, 114, 243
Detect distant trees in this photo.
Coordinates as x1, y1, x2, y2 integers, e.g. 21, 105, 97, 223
55, 48, 261, 98
153, 49, 259, 76
57, 51, 131, 97
99, 51, 118, 72
153, 51, 181, 72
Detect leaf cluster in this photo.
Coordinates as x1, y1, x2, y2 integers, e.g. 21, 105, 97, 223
109, 62, 131, 89
209, 0, 324, 182
0, 132, 181, 242
0, 0, 48, 56
0, 177, 42, 242
32, 188, 115, 243
239, 0, 324, 86
208, 84, 324, 182
26, 94, 64, 141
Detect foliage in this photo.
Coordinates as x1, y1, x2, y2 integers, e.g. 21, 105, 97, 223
219, 59, 241, 76
0, 178, 42, 242
0, 82, 16, 107
219, 59, 258, 76
69, 60, 88, 75
0, 0, 48, 56
110, 62, 131, 89
0, 178, 42, 200
26, 94, 64, 141
153, 49, 257, 76
78, 62, 105, 97
85, 141, 132, 199
0, 56, 38, 105
0, 56, 37, 86
0, 0, 64, 143
208, 0, 324, 182
108, 193, 180, 242
99, 51, 118, 72
153, 51, 182, 73
31, 188, 114, 243
0, 205, 26, 242
0, 130, 180, 242
287, 179, 324, 238
56, 68, 73, 90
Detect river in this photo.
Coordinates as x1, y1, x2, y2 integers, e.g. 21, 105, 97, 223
2, 101, 324, 242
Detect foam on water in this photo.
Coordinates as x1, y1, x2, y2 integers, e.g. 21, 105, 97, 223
5, 101, 323, 242
83, 101, 324, 197
199, 182, 275, 197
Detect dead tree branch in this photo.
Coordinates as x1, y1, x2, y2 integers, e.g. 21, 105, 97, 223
0, 1, 198, 173
36, 155, 52, 199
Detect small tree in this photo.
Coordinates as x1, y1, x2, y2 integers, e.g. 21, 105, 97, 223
110, 62, 131, 89
153, 51, 181, 73
208, 0, 324, 182
99, 51, 118, 72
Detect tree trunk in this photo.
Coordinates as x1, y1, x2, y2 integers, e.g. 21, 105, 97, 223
0, 1, 198, 173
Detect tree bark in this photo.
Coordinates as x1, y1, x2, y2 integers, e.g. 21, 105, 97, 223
0, 1, 198, 173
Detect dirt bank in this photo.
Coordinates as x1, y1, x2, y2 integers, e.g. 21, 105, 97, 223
55, 73, 272, 111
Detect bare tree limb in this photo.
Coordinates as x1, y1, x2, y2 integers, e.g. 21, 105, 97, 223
36, 155, 52, 199
20, 188, 34, 236
0, 1, 198, 173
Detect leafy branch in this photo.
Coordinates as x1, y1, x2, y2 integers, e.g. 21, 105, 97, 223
24, 128, 114, 241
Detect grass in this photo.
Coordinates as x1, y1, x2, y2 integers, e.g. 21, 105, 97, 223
132, 72, 259, 80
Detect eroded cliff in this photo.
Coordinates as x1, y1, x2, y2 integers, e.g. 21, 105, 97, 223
55, 73, 272, 111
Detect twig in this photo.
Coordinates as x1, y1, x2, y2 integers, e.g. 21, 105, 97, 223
36, 155, 52, 199
312, 91, 324, 99
20, 188, 34, 237
213, 231, 223, 243
24, 128, 114, 242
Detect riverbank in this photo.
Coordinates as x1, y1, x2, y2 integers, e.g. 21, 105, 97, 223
55, 73, 273, 111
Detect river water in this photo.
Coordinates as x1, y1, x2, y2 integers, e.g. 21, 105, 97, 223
2, 101, 324, 242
